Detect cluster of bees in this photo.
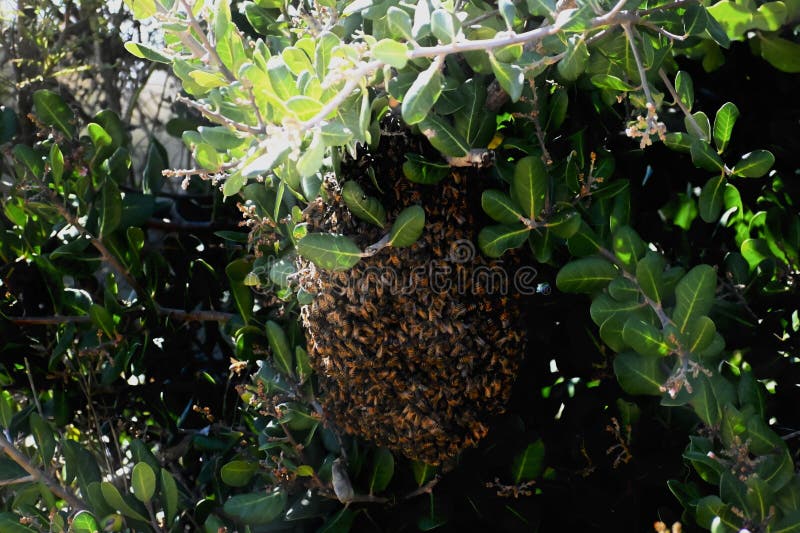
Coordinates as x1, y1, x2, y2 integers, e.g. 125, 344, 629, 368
298, 148, 528, 465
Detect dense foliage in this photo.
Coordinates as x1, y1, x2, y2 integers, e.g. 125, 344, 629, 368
1, 0, 799, 531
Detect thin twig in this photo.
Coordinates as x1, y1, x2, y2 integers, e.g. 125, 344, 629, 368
157, 307, 236, 323
300, 60, 383, 131
23, 358, 43, 417
176, 96, 264, 135
6, 315, 93, 325
621, 23, 655, 109
529, 79, 552, 165
0, 432, 87, 511
179, 0, 236, 82
0, 474, 35, 486
403, 476, 440, 500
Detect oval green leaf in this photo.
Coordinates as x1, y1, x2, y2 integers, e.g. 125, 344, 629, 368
131, 462, 156, 504
389, 205, 425, 247
297, 233, 362, 271
731, 150, 775, 178
556, 257, 618, 293
342, 181, 387, 228
478, 225, 529, 258
223, 489, 287, 525
512, 155, 548, 220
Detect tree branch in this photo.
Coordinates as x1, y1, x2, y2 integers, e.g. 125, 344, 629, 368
0, 432, 87, 511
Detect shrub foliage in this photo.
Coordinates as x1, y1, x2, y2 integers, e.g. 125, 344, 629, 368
1, 0, 800, 531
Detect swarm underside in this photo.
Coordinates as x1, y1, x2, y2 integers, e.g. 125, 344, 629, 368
300, 172, 527, 465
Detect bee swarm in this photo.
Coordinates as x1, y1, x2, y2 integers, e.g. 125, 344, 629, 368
299, 167, 527, 465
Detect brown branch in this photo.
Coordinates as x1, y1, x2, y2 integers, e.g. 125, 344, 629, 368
6, 315, 92, 325
157, 306, 235, 323
7, 306, 235, 326
0, 432, 87, 511
403, 476, 440, 500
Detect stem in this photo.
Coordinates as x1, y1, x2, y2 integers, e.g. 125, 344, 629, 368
179, 0, 236, 82
176, 96, 264, 135
24, 358, 43, 417
0, 432, 87, 511
621, 23, 655, 109
300, 60, 383, 131
658, 68, 707, 139
597, 247, 672, 329
409, 3, 635, 59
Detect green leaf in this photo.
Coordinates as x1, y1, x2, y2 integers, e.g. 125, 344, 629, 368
453, 78, 496, 148
683, 4, 709, 35
131, 462, 156, 504
622, 318, 670, 357
663, 132, 695, 153
389, 205, 425, 247
478, 225, 529, 257
49, 143, 64, 185
772, 510, 800, 533
99, 180, 122, 238
402, 61, 444, 125
223, 489, 287, 525
0, 514, 35, 532
740, 238, 771, 268
512, 155, 548, 220
712, 102, 739, 154
160, 469, 179, 526
511, 440, 545, 483
286, 96, 323, 122
342, 181, 387, 228
488, 55, 524, 102
688, 111, 711, 141
89, 304, 115, 339
297, 131, 325, 178
225, 258, 254, 322
738, 370, 766, 419
589, 74, 637, 91
32, 89, 75, 137
412, 461, 436, 487
124, 41, 170, 63
699, 175, 727, 223
100, 482, 148, 521
265, 321, 294, 377
430, 9, 456, 43
124, 0, 156, 19
70, 511, 100, 533
556, 257, 618, 293
635, 251, 666, 304
674, 71, 694, 112
672, 264, 716, 334
387, 6, 414, 40
690, 139, 724, 172
0, 391, 15, 428
11, 146, 44, 179
613, 351, 664, 395
418, 114, 469, 157
557, 35, 589, 81
297, 233, 362, 271
498, 0, 516, 29
221, 460, 258, 487
368, 449, 394, 494
758, 34, 800, 73
731, 150, 774, 178
372, 39, 408, 69
611, 225, 646, 270
683, 316, 716, 354
402, 154, 450, 184
29, 412, 56, 464
481, 190, 524, 224
546, 209, 581, 239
